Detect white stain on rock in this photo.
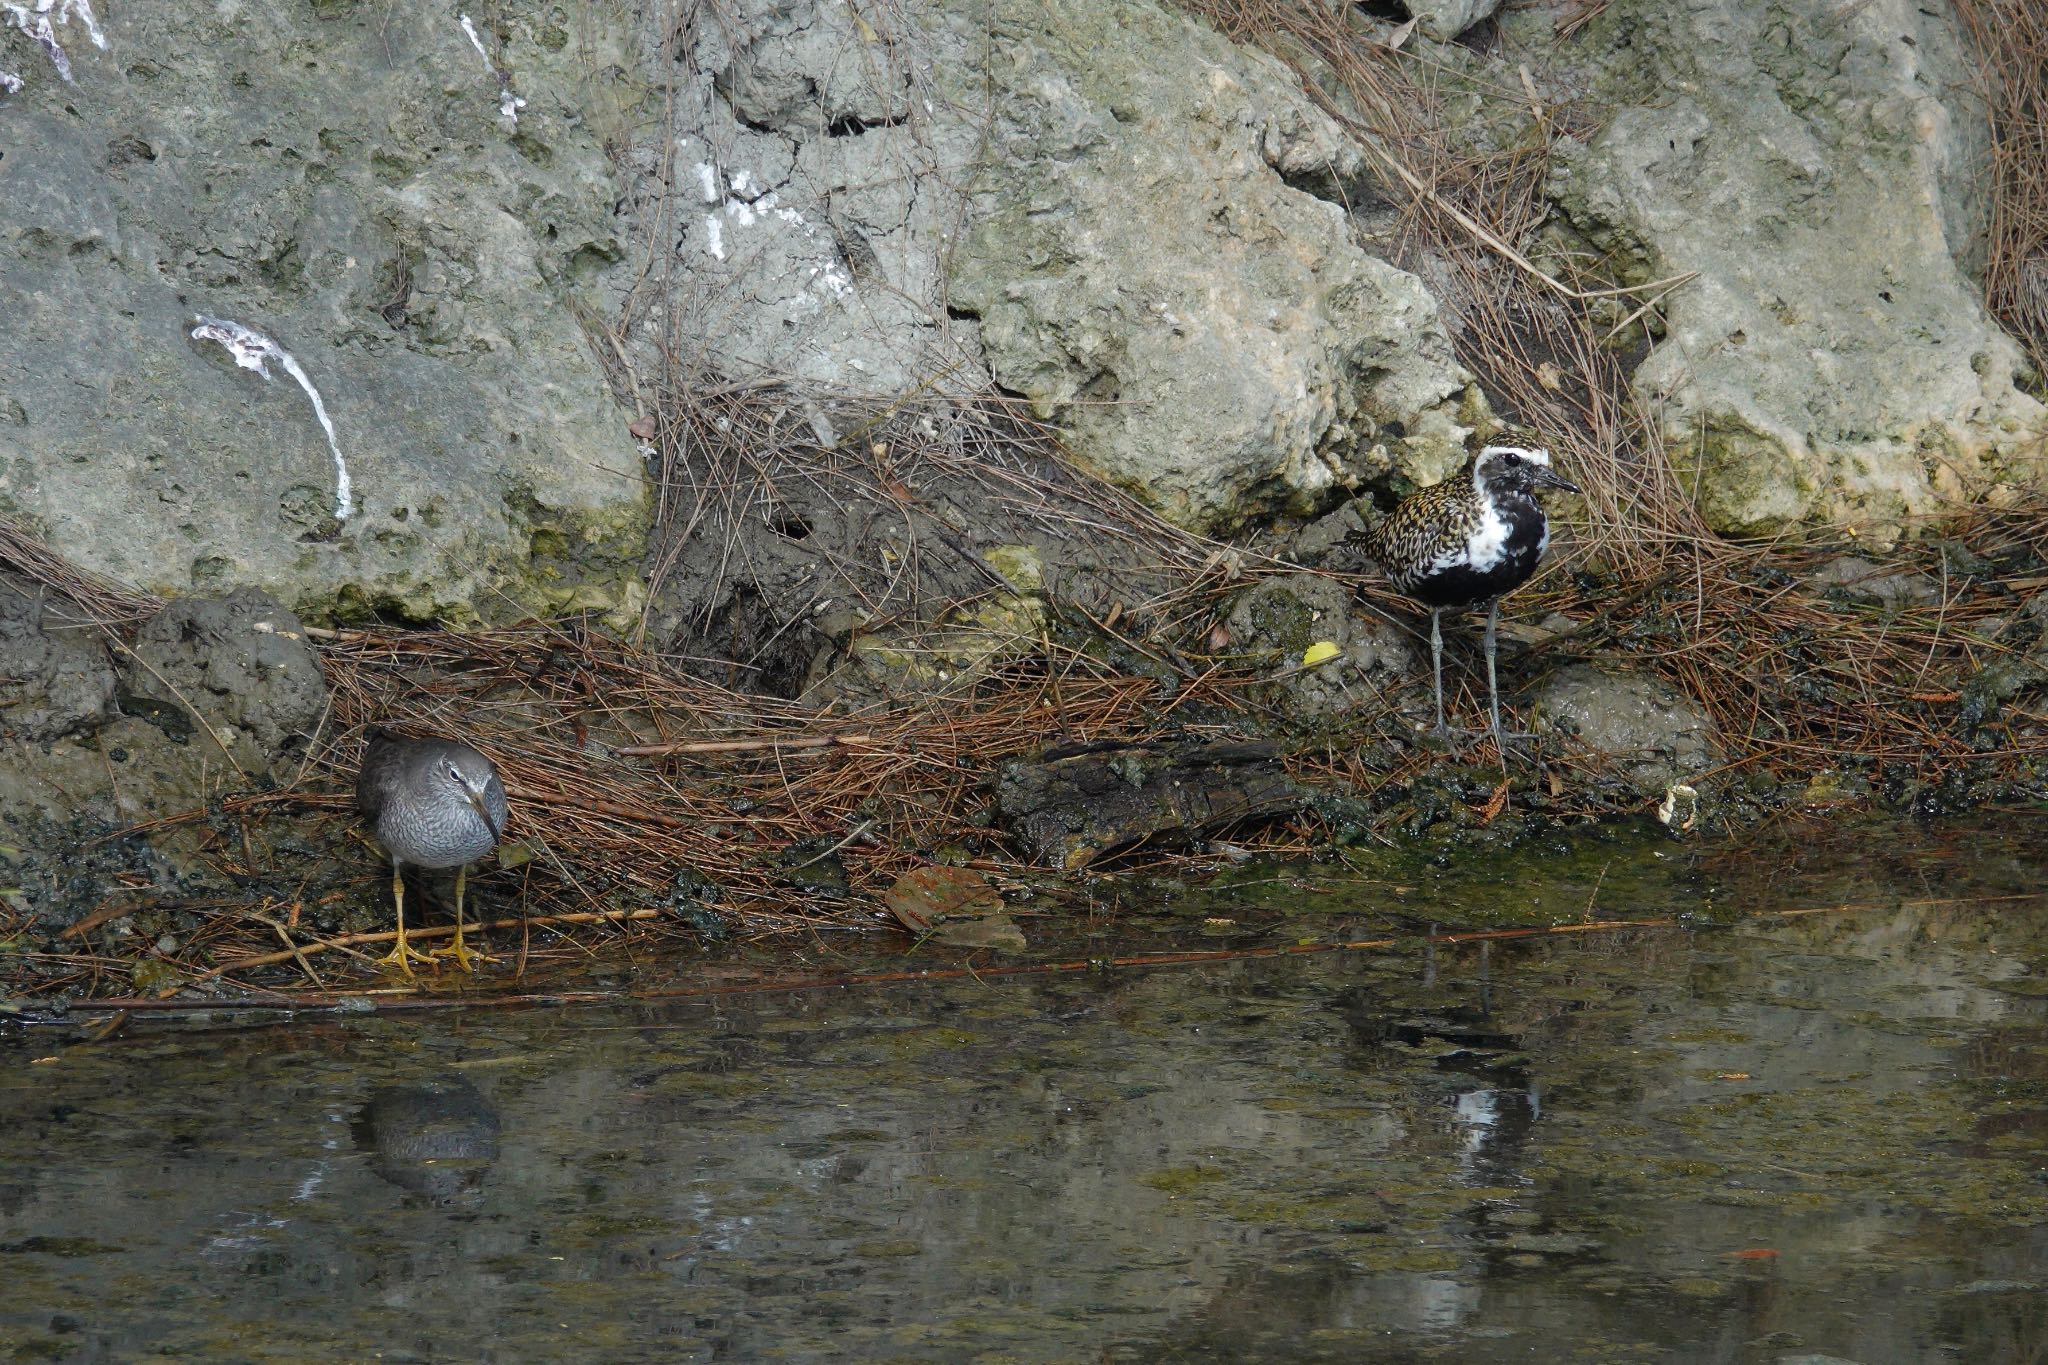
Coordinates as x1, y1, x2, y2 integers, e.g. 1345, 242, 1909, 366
3, 0, 106, 84
458, 13, 526, 126
690, 161, 854, 300
189, 317, 354, 522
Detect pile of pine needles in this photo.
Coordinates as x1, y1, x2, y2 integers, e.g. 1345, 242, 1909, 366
1955, 0, 2048, 385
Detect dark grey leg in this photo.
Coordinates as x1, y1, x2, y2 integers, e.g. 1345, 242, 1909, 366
1484, 598, 1503, 751
1430, 607, 1447, 737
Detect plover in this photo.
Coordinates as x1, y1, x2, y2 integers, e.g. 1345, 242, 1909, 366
1349, 445, 1578, 750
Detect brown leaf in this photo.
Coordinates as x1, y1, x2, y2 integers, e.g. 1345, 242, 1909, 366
1476, 779, 1509, 825
627, 416, 656, 440
883, 864, 1002, 935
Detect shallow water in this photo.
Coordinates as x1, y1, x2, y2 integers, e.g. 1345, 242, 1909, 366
5, 819, 2048, 1363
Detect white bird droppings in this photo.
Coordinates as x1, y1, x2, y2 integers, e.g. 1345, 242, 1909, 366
693, 164, 854, 300
189, 316, 354, 522
457, 13, 525, 126
3, 0, 106, 84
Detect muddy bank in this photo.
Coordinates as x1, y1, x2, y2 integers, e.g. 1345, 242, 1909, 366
4, 450, 2048, 1000
0, 546, 2042, 1002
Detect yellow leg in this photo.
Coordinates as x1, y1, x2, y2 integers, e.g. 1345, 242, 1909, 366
376, 865, 436, 975
432, 864, 493, 972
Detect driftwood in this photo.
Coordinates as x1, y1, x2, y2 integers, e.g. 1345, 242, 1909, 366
996, 737, 1300, 869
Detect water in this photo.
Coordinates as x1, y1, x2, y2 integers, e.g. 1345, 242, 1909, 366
5, 819, 2048, 1362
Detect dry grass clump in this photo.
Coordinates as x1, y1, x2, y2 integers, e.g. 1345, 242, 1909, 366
0, 521, 164, 627
1955, 0, 2048, 385
637, 369, 1271, 693
311, 619, 1195, 930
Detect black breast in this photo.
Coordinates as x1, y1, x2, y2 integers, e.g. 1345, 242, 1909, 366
1404, 496, 1548, 609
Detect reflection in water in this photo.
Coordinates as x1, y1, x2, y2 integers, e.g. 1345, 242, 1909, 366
354, 1077, 502, 1202
1, 821, 2047, 1361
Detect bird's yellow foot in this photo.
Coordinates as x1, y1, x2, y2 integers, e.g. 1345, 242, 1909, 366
375, 936, 438, 977
431, 931, 494, 972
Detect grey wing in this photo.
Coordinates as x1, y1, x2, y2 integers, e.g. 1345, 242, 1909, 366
355, 736, 400, 820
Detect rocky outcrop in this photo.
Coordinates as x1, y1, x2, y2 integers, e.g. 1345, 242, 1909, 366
1546, 0, 2047, 544
945, 0, 1478, 533
0, 7, 648, 624
1529, 664, 1714, 798
654, 0, 1481, 536
651, 0, 981, 393
1224, 573, 1415, 719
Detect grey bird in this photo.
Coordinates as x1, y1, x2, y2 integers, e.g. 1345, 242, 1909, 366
1349, 445, 1578, 750
354, 726, 509, 974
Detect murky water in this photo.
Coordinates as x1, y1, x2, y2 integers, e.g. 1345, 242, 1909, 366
6, 819, 2048, 1363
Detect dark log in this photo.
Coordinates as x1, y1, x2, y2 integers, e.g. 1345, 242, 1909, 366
995, 738, 1299, 869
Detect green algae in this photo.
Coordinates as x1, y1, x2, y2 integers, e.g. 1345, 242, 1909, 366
1138, 1165, 1228, 1195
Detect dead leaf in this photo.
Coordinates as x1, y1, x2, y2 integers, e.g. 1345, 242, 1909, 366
1477, 779, 1509, 825
627, 416, 656, 440
883, 864, 1002, 935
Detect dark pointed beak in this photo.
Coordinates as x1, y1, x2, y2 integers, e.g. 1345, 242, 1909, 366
463, 788, 502, 846
1534, 467, 1579, 495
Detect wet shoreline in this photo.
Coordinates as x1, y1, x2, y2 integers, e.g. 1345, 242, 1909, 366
5, 818, 2047, 1362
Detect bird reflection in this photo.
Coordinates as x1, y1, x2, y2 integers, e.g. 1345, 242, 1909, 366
353, 1077, 501, 1202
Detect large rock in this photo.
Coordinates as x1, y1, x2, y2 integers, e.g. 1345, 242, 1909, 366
0, 7, 648, 623
0, 575, 117, 743
645, 0, 983, 393
942, 0, 1480, 534
120, 588, 330, 777
1408, 0, 1504, 43
1529, 664, 1714, 798
1547, 0, 2047, 544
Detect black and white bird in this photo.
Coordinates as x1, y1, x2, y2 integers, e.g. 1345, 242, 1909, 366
1349, 444, 1578, 750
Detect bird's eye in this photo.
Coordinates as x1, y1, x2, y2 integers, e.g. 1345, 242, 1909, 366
447, 763, 463, 782
1502, 450, 1521, 463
